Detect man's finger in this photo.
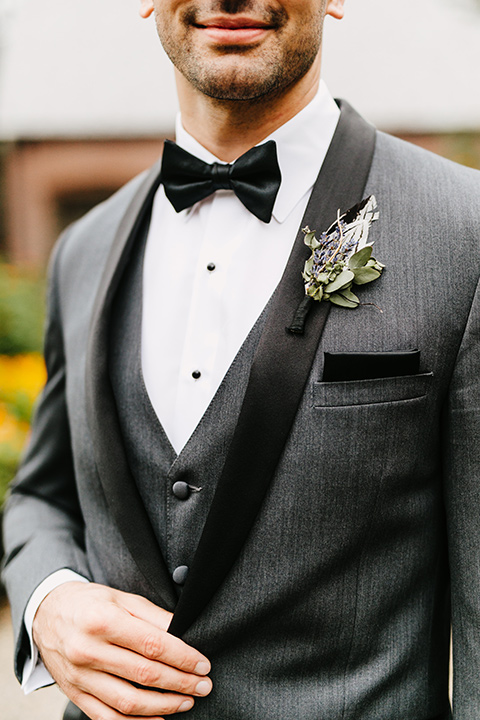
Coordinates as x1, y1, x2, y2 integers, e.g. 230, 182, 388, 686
72, 689, 170, 719
118, 591, 173, 633
85, 645, 213, 697
104, 610, 210, 675
75, 671, 196, 717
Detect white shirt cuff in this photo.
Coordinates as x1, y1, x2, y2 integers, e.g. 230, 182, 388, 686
22, 569, 90, 694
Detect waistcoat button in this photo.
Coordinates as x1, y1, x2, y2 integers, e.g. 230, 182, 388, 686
172, 565, 189, 585
172, 481, 190, 500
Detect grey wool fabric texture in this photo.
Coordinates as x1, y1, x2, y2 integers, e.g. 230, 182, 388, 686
3, 114, 480, 719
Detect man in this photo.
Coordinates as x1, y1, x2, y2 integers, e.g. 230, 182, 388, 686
2, 0, 480, 717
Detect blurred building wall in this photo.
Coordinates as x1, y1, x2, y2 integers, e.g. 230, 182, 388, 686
3, 139, 167, 266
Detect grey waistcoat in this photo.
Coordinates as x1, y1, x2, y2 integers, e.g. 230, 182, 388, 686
109, 230, 267, 592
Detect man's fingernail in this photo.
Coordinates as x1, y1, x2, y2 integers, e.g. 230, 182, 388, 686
194, 660, 210, 675
195, 679, 212, 696
179, 699, 194, 712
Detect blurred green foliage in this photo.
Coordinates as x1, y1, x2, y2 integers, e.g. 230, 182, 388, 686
0, 443, 20, 510
0, 262, 45, 355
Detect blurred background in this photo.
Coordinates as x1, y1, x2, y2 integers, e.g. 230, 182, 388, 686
0, 0, 478, 716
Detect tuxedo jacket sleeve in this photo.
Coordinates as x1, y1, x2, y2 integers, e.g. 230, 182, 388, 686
1, 228, 93, 677
443, 271, 480, 707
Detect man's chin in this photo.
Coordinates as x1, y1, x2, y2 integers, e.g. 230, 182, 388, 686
184, 66, 285, 102
195, 84, 274, 102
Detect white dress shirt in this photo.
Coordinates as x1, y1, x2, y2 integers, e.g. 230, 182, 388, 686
143, 80, 340, 453
22, 80, 340, 692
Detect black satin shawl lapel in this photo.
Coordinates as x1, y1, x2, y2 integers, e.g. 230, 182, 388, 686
169, 101, 377, 637
85, 162, 178, 611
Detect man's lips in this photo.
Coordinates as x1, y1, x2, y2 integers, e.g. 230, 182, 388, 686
193, 16, 274, 44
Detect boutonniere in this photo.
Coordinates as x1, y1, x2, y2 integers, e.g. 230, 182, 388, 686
288, 195, 384, 335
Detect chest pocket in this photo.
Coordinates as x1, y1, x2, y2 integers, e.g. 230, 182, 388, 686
312, 372, 433, 408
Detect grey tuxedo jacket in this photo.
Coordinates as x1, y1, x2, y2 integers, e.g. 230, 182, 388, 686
3, 102, 480, 720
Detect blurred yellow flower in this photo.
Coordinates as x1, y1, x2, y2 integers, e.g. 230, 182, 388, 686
0, 353, 46, 406
0, 354, 46, 502
0, 406, 29, 452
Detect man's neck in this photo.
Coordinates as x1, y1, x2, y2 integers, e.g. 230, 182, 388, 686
175, 60, 322, 162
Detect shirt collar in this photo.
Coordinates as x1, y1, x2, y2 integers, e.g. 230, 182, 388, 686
174, 80, 340, 224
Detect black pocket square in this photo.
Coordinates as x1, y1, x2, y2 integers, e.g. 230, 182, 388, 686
322, 350, 421, 382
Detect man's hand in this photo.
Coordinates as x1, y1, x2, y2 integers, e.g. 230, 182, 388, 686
32, 582, 212, 719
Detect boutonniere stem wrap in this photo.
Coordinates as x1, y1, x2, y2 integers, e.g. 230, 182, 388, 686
288, 195, 384, 335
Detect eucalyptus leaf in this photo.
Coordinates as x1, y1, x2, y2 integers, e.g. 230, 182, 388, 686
352, 267, 381, 285
304, 257, 314, 275
338, 288, 360, 304
348, 245, 372, 269
329, 292, 358, 308
325, 269, 355, 293
304, 231, 320, 249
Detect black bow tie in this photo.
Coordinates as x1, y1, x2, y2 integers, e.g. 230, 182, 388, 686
160, 139, 282, 223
